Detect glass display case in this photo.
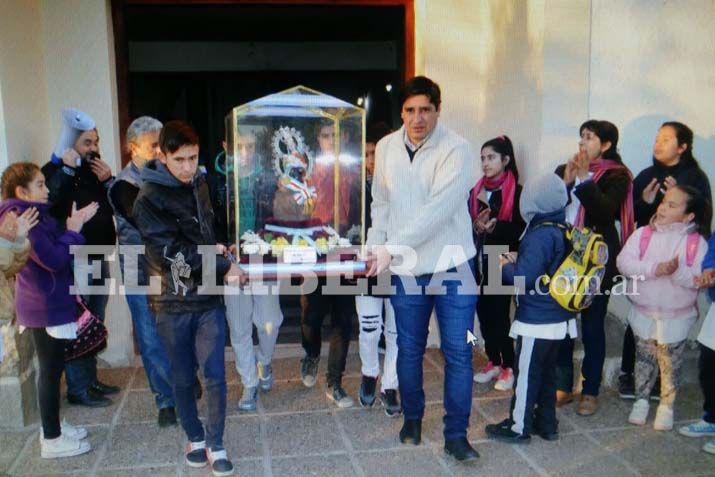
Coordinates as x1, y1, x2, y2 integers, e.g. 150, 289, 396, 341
225, 86, 366, 277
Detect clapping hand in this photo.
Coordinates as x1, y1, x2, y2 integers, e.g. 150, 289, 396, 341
15, 207, 39, 239
696, 268, 715, 288
655, 256, 679, 277
473, 208, 491, 234
66, 201, 99, 232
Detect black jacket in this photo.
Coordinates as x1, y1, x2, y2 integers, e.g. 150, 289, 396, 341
473, 185, 525, 287
633, 158, 712, 227
42, 157, 116, 246
555, 164, 631, 290
133, 159, 231, 315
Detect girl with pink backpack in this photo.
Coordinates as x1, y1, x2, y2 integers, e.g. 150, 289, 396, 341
616, 185, 711, 431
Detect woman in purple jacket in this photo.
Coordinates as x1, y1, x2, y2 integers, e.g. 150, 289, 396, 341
0, 162, 97, 459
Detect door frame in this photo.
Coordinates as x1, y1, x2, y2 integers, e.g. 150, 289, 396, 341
110, 0, 415, 164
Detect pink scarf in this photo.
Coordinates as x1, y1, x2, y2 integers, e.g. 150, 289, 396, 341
469, 170, 516, 222
574, 158, 635, 245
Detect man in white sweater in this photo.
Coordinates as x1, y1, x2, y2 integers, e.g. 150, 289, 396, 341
366, 76, 480, 462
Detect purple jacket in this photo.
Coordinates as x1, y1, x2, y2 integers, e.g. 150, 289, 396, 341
0, 199, 85, 328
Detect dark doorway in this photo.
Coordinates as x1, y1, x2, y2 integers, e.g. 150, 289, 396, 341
112, 0, 413, 343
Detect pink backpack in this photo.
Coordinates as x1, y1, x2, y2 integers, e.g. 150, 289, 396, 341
638, 226, 700, 267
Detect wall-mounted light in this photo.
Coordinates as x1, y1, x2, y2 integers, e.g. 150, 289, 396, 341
385, 84, 393, 92
357, 97, 364, 106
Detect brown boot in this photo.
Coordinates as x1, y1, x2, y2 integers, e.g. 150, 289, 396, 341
556, 390, 573, 407
577, 394, 599, 416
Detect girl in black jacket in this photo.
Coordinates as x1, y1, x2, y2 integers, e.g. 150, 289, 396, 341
470, 135, 525, 391
554, 120, 634, 416
619, 121, 713, 398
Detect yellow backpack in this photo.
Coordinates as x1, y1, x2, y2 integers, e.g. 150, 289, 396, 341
535, 222, 609, 312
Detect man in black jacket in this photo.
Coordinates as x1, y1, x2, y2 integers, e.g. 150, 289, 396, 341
42, 108, 118, 408
133, 121, 241, 476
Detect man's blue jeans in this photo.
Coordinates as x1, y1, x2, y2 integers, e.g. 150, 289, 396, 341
390, 260, 477, 441
125, 294, 175, 410
156, 307, 227, 451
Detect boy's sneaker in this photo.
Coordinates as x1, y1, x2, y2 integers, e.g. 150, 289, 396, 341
485, 418, 531, 444
207, 448, 234, 477
474, 361, 500, 384
40, 434, 91, 459
653, 404, 673, 431
300, 356, 319, 388
326, 383, 354, 408
238, 386, 258, 412
185, 440, 208, 468
494, 367, 514, 391
679, 419, 715, 437
618, 373, 635, 400
359, 376, 378, 407
704, 439, 715, 455
380, 389, 402, 417
41, 421, 88, 441
628, 399, 650, 426
257, 362, 274, 392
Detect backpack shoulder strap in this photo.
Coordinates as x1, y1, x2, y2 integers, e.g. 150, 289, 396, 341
638, 226, 654, 260
685, 232, 700, 267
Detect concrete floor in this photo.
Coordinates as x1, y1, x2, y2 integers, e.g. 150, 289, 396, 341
1, 349, 713, 477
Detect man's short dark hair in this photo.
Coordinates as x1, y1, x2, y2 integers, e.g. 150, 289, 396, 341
400, 76, 441, 110
160, 120, 199, 155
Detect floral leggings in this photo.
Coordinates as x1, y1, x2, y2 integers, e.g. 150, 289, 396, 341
634, 337, 686, 407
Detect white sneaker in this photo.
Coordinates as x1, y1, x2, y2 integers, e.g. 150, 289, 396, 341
494, 367, 514, 391
654, 405, 674, 431
474, 361, 500, 384
679, 419, 715, 437
704, 439, 715, 455
40, 434, 91, 459
628, 399, 650, 426
40, 421, 88, 441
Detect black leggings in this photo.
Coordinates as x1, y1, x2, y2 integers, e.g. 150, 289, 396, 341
31, 328, 66, 439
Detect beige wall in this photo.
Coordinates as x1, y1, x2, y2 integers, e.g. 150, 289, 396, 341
0, 0, 50, 170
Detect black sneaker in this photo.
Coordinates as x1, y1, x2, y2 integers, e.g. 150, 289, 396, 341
618, 373, 635, 400
185, 440, 208, 468
208, 448, 234, 477
67, 390, 112, 408
90, 381, 120, 395
444, 437, 479, 462
399, 419, 422, 445
359, 376, 377, 407
158, 407, 177, 428
485, 419, 531, 444
300, 356, 319, 388
380, 389, 402, 417
326, 383, 354, 408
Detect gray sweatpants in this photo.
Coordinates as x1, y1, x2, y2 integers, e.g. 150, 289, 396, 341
225, 284, 284, 388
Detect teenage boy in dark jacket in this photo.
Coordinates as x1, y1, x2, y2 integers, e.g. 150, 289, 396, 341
485, 172, 577, 443
133, 121, 242, 477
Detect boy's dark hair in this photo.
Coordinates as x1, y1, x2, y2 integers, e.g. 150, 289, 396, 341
367, 122, 392, 145
400, 76, 441, 110
580, 119, 623, 164
160, 120, 199, 155
1, 162, 40, 200
481, 135, 520, 183
677, 184, 712, 239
